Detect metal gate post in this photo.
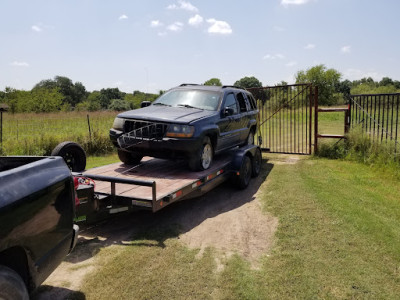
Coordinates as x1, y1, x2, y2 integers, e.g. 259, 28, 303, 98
314, 86, 319, 154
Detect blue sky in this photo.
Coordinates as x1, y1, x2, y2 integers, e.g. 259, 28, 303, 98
1, 0, 399, 93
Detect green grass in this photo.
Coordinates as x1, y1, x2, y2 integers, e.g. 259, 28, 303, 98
77, 154, 400, 299
1, 111, 116, 155
86, 153, 119, 169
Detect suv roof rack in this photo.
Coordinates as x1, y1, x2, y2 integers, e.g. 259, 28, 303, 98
222, 85, 244, 90
179, 83, 200, 87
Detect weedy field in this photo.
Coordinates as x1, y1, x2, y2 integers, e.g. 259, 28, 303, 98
1, 111, 116, 155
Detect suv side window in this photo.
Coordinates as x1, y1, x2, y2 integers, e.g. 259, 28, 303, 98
246, 93, 257, 110
236, 92, 248, 112
224, 93, 239, 114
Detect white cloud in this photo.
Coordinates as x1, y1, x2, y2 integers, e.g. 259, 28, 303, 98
281, 0, 311, 6
167, 0, 198, 12
206, 19, 232, 35
188, 14, 203, 27
263, 53, 285, 60
341, 45, 351, 54
10, 61, 29, 67
167, 22, 184, 32
150, 20, 163, 28
285, 61, 298, 67
304, 43, 316, 49
31, 25, 42, 32
119, 14, 128, 20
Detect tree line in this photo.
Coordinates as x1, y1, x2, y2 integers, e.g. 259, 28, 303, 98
1, 66, 400, 113
0, 76, 160, 113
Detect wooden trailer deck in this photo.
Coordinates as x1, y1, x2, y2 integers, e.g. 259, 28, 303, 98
83, 155, 232, 201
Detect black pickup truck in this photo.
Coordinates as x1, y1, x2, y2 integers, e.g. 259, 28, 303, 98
0, 156, 79, 299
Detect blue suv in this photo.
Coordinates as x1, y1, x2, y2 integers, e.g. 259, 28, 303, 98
110, 84, 258, 171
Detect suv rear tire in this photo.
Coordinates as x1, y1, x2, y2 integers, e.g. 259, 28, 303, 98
118, 149, 143, 165
189, 137, 213, 171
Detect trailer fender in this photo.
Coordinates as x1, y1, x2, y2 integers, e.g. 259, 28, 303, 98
231, 145, 259, 171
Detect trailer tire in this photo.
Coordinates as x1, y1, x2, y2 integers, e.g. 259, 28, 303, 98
251, 148, 262, 178
52, 141, 86, 172
189, 136, 213, 171
0, 266, 29, 300
237, 155, 252, 189
118, 149, 143, 165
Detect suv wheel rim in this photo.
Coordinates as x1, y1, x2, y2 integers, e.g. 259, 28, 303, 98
201, 143, 212, 169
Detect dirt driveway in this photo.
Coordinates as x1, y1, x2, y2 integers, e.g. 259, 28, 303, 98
32, 158, 279, 299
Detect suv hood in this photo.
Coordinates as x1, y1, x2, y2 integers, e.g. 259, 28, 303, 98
117, 105, 216, 124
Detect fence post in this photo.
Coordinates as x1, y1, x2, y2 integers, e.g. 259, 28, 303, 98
345, 102, 351, 134
87, 114, 92, 142
314, 86, 319, 154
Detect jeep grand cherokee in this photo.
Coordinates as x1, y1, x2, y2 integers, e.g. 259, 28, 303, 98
110, 84, 258, 171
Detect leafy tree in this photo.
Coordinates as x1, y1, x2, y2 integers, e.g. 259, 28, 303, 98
86, 91, 102, 111
99, 88, 123, 109
204, 78, 222, 86
335, 79, 352, 98
33, 76, 87, 108
234, 76, 266, 102
108, 99, 130, 111
379, 77, 394, 86
234, 76, 262, 89
30, 88, 63, 112
295, 64, 342, 105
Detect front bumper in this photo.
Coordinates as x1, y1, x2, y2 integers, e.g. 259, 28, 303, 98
110, 128, 202, 159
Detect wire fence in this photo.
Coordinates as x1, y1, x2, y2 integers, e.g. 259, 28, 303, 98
350, 93, 399, 151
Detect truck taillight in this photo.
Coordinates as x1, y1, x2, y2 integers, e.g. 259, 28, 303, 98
73, 177, 80, 206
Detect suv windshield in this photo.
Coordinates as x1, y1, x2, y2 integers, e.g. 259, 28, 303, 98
153, 89, 221, 111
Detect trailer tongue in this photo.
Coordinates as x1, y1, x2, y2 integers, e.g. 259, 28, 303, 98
74, 145, 262, 223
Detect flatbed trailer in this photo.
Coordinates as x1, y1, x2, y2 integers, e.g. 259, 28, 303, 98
74, 144, 262, 223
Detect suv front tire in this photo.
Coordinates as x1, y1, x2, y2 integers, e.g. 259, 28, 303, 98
189, 136, 213, 171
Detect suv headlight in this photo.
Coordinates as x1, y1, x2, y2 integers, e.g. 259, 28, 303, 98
112, 117, 125, 130
166, 124, 195, 138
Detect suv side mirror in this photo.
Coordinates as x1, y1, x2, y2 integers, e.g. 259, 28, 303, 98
141, 101, 151, 108
224, 107, 234, 116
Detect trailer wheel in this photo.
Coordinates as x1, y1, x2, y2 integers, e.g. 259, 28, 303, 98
52, 141, 86, 172
251, 147, 262, 178
0, 266, 29, 300
237, 155, 252, 189
117, 149, 143, 165
189, 136, 213, 171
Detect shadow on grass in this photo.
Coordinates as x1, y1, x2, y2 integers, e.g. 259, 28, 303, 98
65, 158, 274, 263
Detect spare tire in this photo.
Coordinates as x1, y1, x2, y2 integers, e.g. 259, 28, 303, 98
51, 141, 86, 172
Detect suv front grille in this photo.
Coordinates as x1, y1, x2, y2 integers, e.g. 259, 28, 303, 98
124, 120, 168, 138
118, 120, 169, 149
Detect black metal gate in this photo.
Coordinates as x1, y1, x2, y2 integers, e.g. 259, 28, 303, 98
349, 93, 399, 151
248, 84, 314, 155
